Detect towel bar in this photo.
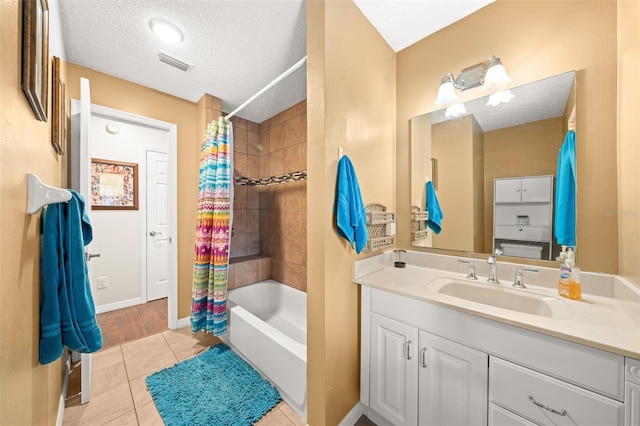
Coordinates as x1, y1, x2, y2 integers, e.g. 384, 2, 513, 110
27, 173, 72, 214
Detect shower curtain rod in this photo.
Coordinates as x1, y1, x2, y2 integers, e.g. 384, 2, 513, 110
226, 56, 307, 120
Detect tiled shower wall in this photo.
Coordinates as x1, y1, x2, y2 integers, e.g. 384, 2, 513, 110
230, 100, 307, 292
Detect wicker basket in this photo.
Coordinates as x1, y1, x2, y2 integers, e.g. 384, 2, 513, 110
363, 203, 396, 252
366, 236, 396, 252
410, 206, 428, 231
411, 229, 429, 242
365, 202, 396, 225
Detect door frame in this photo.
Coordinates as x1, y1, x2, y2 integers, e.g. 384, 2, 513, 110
71, 100, 179, 330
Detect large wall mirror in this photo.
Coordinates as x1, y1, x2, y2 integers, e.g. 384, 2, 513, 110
410, 70, 576, 262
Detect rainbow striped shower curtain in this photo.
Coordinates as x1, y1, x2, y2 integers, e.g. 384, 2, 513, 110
191, 116, 233, 336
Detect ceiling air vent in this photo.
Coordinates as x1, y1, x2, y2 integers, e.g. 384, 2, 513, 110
157, 51, 193, 72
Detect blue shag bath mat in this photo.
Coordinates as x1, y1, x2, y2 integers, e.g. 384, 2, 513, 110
145, 343, 281, 426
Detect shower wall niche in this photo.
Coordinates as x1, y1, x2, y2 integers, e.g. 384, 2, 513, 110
231, 100, 307, 292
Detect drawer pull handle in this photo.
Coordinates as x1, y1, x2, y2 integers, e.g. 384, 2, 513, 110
420, 347, 428, 368
404, 340, 412, 360
528, 395, 567, 416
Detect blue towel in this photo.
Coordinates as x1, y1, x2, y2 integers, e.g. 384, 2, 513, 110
334, 155, 368, 254
40, 190, 102, 365
554, 131, 576, 246
426, 181, 443, 234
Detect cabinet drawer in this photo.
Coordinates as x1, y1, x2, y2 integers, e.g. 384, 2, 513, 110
494, 204, 552, 226
494, 225, 550, 241
489, 404, 537, 426
490, 357, 624, 426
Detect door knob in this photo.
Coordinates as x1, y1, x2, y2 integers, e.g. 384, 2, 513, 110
149, 231, 162, 236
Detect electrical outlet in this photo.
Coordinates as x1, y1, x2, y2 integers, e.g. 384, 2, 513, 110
97, 277, 108, 289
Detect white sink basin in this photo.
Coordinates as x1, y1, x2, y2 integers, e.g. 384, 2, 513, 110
429, 277, 572, 319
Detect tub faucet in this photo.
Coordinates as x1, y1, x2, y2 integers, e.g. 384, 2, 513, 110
487, 249, 502, 284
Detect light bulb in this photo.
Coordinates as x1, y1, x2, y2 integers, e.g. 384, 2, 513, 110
149, 18, 184, 44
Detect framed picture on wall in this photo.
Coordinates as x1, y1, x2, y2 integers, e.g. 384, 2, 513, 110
22, 0, 50, 122
51, 56, 65, 155
91, 158, 139, 210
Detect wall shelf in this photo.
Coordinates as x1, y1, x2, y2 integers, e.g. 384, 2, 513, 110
364, 203, 395, 253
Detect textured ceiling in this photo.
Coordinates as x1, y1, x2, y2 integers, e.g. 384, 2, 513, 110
58, 0, 307, 123
57, 0, 492, 123
353, 0, 495, 52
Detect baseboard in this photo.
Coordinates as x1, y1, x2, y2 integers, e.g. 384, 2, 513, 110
95, 297, 143, 314
56, 353, 71, 426
339, 401, 364, 426
176, 316, 190, 329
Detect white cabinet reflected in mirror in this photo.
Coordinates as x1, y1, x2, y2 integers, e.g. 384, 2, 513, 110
410, 71, 576, 262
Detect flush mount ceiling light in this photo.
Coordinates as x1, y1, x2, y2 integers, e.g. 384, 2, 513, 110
149, 18, 184, 44
434, 55, 511, 107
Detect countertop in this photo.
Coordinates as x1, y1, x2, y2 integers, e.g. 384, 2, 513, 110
354, 264, 640, 359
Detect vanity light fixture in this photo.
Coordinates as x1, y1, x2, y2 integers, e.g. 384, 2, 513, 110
149, 18, 184, 44
486, 89, 515, 106
434, 55, 512, 107
445, 103, 467, 118
435, 73, 459, 107
481, 56, 512, 92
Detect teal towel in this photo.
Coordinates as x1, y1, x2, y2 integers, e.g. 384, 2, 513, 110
334, 155, 368, 254
40, 190, 102, 365
426, 181, 443, 234
554, 131, 576, 246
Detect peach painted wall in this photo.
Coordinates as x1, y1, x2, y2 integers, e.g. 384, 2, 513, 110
430, 115, 479, 252
307, 1, 396, 424
483, 117, 564, 253
397, 0, 618, 273
617, 0, 640, 286
1, 1, 65, 423
65, 63, 199, 319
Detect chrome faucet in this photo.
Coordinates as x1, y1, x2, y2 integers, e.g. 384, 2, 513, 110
458, 259, 477, 280
487, 249, 502, 284
513, 267, 539, 289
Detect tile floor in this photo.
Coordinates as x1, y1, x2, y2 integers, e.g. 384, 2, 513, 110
63, 326, 305, 426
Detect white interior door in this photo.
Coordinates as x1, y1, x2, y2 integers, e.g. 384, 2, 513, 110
70, 77, 94, 404
146, 151, 169, 301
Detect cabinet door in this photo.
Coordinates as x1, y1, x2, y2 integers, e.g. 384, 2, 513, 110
626, 381, 640, 426
495, 179, 523, 203
370, 313, 419, 426
520, 176, 552, 202
418, 331, 488, 426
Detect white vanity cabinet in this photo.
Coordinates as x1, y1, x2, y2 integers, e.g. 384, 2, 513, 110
490, 357, 624, 425
493, 175, 554, 260
361, 286, 629, 426
369, 313, 419, 426
626, 358, 640, 426
418, 331, 488, 426
368, 312, 487, 426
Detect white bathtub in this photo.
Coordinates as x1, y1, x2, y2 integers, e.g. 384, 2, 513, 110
223, 280, 307, 419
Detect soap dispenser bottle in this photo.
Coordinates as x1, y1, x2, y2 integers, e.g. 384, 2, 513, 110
557, 249, 573, 299
569, 265, 582, 300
